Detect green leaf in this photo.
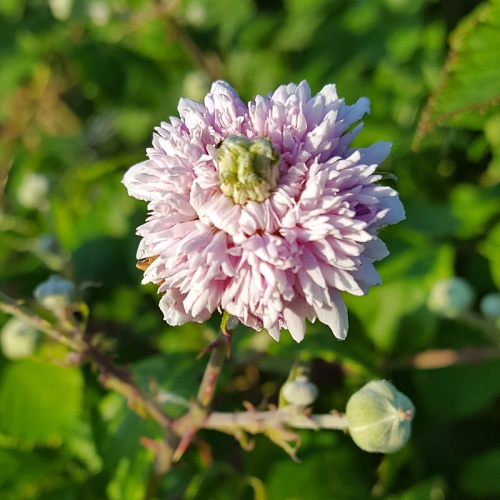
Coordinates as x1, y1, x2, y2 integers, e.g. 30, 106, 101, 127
99, 393, 157, 500
460, 448, 500, 496
0, 359, 83, 444
344, 246, 447, 352
412, 358, 500, 421
0, 0, 25, 16
480, 222, 500, 289
417, 0, 500, 140
263, 437, 373, 499
275, 0, 330, 51
132, 353, 208, 416
52, 170, 136, 250
451, 183, 500, 238
385, 477, 446, 500
0, 447, 79, 500
195, 0, 255, 48
404, 199, 459, 238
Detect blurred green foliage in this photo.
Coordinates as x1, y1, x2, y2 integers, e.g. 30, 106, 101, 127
1, 0, 500, 498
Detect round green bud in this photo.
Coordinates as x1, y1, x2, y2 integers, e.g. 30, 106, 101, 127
427, 277, 475, 318
217, 135, 280, 205
479, 293, 500, 319
1, 318, 40, 359
346, 380, 414, 454
282, 375, 319, 407
34, 274, 77, 312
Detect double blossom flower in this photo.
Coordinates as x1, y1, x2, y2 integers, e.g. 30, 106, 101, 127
123, 81, 405, 342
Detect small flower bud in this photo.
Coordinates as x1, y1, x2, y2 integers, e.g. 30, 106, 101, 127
427, 277, 475, 318
346, 380, 414, 454
16, 173, 49, 211
1, 318, 40, 359
89, 1, 110, 26
48, 0, 73, 21
282, 375, 319, 407
479, 293, 500, 319
34, 274, 77, 313
217, 135, 280, 205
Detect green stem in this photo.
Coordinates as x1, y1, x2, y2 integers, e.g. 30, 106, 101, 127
171, 332, 228, 461
203, 409, 349, 432
0, 291, 83, 351
460, 310, 500, 344
0, 291, 174, 430
196, 334, 228, 408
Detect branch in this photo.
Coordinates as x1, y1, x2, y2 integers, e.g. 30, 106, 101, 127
202, 406, 348, 460
204, 408, 348, 433
0, 291, 174, 430
0, 291, 83, 350
171, 332, 229, 460
386, 346, 500, 370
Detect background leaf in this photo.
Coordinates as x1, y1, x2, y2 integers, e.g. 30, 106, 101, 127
0, 359, 83, 444
417, 0, 500, 138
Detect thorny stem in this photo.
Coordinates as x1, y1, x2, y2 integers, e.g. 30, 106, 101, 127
196, 334, 228, 408
203, 409, 348, 433
386, 346, 500, 370
0, 291, 83, 351
11, 290, 498, 486
385, 309, 500, 371
171, 332, 229, 461
0, 290, 180, 494
0, 291, 174, 431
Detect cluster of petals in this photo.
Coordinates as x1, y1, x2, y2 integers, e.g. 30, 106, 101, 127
123, 80, 405, 342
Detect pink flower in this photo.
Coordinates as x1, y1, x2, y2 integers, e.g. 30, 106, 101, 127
123, 81, 405, 342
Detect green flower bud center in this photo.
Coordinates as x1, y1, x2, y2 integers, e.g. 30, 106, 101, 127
217, 135, 280, 205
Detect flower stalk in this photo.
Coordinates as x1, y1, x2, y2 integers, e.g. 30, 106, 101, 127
203, 409, 348, 432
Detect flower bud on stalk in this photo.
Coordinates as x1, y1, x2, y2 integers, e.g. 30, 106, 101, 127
33, 275, 81, 329
346, 380, 414, 453
1, 318, 40, 359
480, 293, 500, 320
282, 375, 319, 407
16, 173, 49, 211
427, 277, 475, 318
34, 275, 77, 312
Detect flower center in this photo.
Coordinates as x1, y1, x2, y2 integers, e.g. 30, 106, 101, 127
217, 135, 280, 205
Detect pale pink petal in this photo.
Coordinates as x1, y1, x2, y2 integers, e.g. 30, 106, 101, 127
314, 289, 349, 340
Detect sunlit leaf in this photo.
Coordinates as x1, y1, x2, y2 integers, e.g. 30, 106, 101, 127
417, 0, 500, 142
0, 359, 83, 443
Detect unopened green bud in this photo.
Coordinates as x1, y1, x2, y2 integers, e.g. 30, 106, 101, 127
34, 274, 77, 312
346, 380, 414, 454
480, 293, 500, 320
1, 318, 40, 359
282, 375, 319, 407
217, 135, 280, 205
427, 277, 475, 318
